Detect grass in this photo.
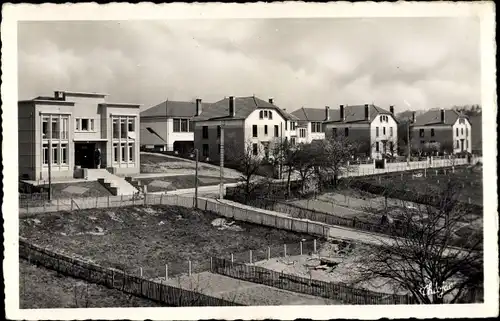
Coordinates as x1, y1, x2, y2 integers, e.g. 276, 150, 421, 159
19, 259, 163, 308
20, 205, 318, 280
355, 166, 483, 206
137, 175, 239, 192
140, 153, 215, 173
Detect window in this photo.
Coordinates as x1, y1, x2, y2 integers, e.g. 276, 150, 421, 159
121, 143, 126, 162
419, 129, 425, 137
291, 122, 296, 130
285, 121, 288, 130
59, 144, 67, 164
113, 143, 119, 162
202, 126, 209, 139
376, 127, 379, 137
311, 122, 320, 133
42, 143, 49, 165
431, 128, 435, 137
75, 118, 80, 131
61, 117, 69, 139
299, 128, 306, 138
264, 111, 268, 118
345, 128, 349, 136
269, 111, 273, 120
332, 128, 337, 137
456, 128, 459, 136
274, 125, 279, 137
81, 118, 89, 131
461, 128, 464, 135
375, 142, 379, 152
252, 125, 258, 137
42, 117, 49, 139
90, 119, 95, 131
466, 140, 469, 148
128, 118, 135, 132
259, 111, 263, 119
128, 143, 134, 162
217, 125, 221, 138
252, 143, 258, 155
456, 140, 460, 148
202, 144, 209, 157
420, 140, 425, 145
188, 121, 194, 132
390, 141, 394, 153
466, 127, 469, 136
51, 118, 59, 139
264, 125, 268, 135
173, 118, 181, 132
181, 119, 189, 132
390, 127, 394, 137
383, 127, 386, 135
290, 137, 296, 145
120, 119, 127, 138
52, 144, 58, 164
113, 120, 119, 139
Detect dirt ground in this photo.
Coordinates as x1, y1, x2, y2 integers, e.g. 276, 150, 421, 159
156, 271, 338, 306
20, 259, 163, 308
254, 240, 407, 295
136, 175, 239, 193
20, 205, 317, 280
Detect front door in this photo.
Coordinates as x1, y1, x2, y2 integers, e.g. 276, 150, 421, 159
75, 142, 96, 168
460, 139, 465, 152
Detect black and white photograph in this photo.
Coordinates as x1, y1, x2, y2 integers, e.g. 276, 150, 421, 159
2, 2, 498, 320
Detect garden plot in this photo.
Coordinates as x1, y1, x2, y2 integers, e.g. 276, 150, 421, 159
20, 205, 316, 280
254, 240, 407, 295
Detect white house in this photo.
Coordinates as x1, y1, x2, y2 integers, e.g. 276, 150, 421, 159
290, 107, 337, 144
324, 104, 399, 159
411, 109, 472, 154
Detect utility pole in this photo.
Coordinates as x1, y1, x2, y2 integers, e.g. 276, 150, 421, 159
280, 122, 283, 180
194, 148, 199, 208
219, 122, 225, 199
407, 120, 411, 165
48, 115, 52, 201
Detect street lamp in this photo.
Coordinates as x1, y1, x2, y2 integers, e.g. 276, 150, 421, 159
193, 148, 199, 208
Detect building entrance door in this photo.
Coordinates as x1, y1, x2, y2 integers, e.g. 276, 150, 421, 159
75, 142, 96, 168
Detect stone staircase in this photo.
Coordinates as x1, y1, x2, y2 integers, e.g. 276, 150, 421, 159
87, 169, 139, 196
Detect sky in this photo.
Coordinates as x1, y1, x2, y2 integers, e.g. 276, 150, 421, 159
18, 18, 481, 112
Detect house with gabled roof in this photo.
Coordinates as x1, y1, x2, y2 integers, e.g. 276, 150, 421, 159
140, 99, 207, 154
411, 109, 471, 154
192, 96, 298, 162
290, 107, 337, 144
323, 104, 399, 159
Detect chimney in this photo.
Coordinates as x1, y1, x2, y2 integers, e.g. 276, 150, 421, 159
364, 104, 370, 120
268, 98, 274, 104
54, 91, 65, 100
325, 106, 330, 121
389, 105, 394, 115
440, 109, 445, 123
229, 96, 236, 117
195, 98, 202, 116
340, 105, 345, 122
412, 111, 416, 124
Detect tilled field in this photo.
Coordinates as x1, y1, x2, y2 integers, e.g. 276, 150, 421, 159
20, 205, 318, 280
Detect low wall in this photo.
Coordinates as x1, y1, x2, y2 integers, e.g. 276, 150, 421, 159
19, 237, 242, 307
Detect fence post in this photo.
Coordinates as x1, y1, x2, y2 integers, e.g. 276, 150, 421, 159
210, 257, 213, 271
314, 239, 317, 253
267, 247, 271, 260
165, 264, 168, 280
249, 250, 253, 264
231, 253, 234, 263
140, 267, 143, 277
107, 195, 110, 208
188, 260, 192, 276
284, 244, 287, 257
160, 193, 163, 205
300, 241, 303, 255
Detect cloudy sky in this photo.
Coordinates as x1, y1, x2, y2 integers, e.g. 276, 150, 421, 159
18, 18, 480, 112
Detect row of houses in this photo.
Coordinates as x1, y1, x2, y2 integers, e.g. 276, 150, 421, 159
18, 90, 474, 181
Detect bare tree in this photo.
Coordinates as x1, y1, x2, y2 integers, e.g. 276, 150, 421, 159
321, 136, 358, 187
225, 139, 265, 202
289, 142, 316, 194
355, 181, 483, 304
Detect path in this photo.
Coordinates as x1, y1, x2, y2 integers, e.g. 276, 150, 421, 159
160, 271, 338, 306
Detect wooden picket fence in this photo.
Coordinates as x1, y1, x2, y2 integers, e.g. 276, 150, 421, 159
211, 257, 416, 305
19, 237, 243, 307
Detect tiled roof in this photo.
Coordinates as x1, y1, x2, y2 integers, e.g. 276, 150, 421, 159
323, 104, 393, 124
412, 109, 465, 126
141, 100, 200, 118
192, 96, 295, 121
291, 107, 338, 122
